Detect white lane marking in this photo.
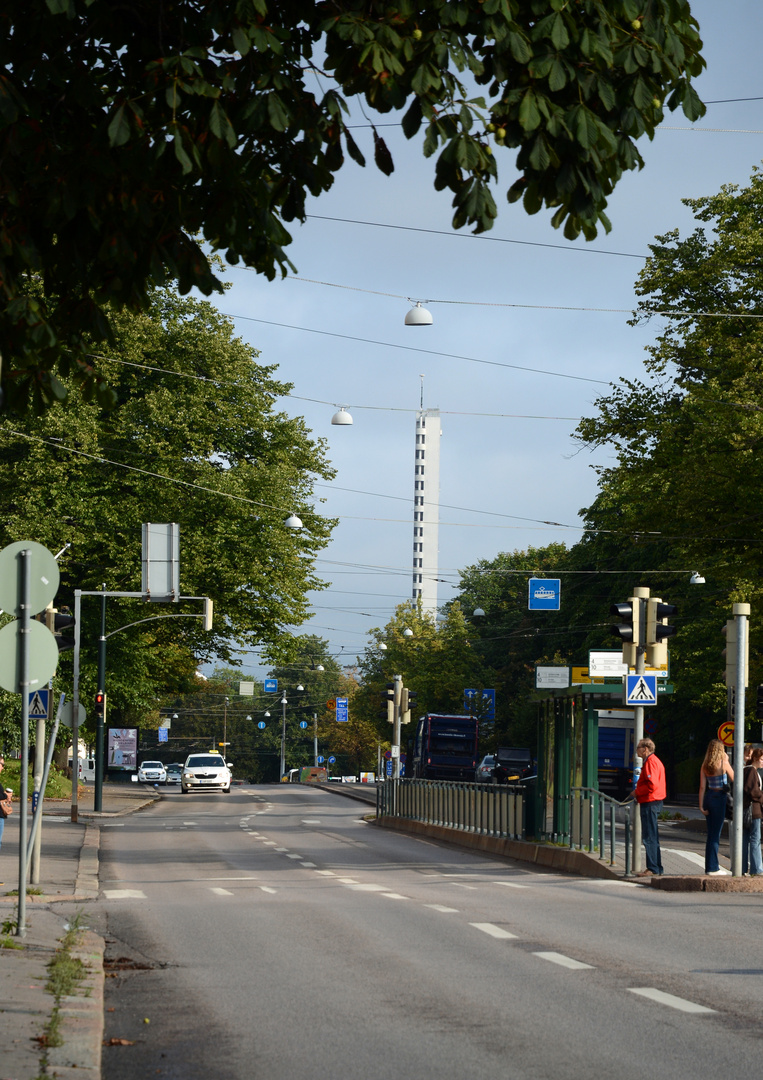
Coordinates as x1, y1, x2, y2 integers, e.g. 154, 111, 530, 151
337, 878, 358, 884
274, 847, 289, 852
345, 883, 388, 892
286, 854, 303, 860
451, 883, 478, 890
259, 886, 277, 894
300, 862, 316, 868
662, 848, 707, 870
628, 988, 715, 1014
100, 822, 125, 827
533, 952, 594, 970
590, 880, 640, 888
495, 881, 530, 889
302, 819, 321, 824
211, 888, 234, 897
425, 904, 459, 913
103, 889, 147, 900
470, 923, 518, 940
263, 841, 277, 846
315, 870, 335, 876
382, 893, 409, 900
207, 877, 259, 881
183, 821, 198, 825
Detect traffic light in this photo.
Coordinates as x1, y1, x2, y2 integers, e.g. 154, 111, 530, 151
610, 598, 639, 667
94, 691, 105, 720
44, 604, 76, 653
645, 597, 677, 669
400, 687, 418, 725
722, 619, 749, 686
756, 685, 763, 721
380, 683, 395, 723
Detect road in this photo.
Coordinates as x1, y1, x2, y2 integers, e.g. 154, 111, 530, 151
91, 784, 763, 1080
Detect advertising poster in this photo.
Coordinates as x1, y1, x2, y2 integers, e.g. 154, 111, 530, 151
107, 728, 138, 771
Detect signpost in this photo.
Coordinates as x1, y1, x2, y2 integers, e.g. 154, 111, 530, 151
335, 698, 348, 722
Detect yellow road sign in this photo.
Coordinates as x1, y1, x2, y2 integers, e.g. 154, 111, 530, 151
717, 721, 735, 747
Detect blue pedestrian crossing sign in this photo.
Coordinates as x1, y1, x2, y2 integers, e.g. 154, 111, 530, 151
28, 689, 49, 720
626, 674, 657, 706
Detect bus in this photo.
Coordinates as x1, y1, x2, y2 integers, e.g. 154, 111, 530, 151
411, 714, 480, 781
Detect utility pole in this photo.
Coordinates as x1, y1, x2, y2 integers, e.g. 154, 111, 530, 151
391, 675, 402, 780
731, 602, 750, 876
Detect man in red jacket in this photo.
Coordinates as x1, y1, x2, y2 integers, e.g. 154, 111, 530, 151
632, 737, 667, 877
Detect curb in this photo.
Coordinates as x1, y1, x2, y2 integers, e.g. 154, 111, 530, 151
44, 928, 105, 1079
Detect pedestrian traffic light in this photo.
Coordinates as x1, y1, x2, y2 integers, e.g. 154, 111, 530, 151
645, 597, 677, 669
722, 619, 749, 686
380, 683, 395, 723
610, 598, 639, 667
44, 604, 76, 652
94, 691, 105, 719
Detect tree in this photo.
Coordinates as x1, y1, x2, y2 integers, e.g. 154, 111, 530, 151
0, 287, 335, 732
574, 167, 763, 738
1, 0, 705, 411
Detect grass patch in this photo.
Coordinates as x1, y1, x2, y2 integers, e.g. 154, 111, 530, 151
37, 912, 89, 1053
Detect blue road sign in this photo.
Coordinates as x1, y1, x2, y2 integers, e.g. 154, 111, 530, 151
317, 755, 325, 764
328, 756, 336, 764
257, 721, 266, 729
481, 689, 496, 720
626, 673, 657, 706
528, 578, 561, 610
158, 727, 168, 743
335, 697, 348, 722
464, 688, 495, 719
264, 678, 278, 693
28, 689, 49, 720
299, 720, 308, 729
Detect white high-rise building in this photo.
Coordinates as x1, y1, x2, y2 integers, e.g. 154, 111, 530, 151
411, 407, 441, 619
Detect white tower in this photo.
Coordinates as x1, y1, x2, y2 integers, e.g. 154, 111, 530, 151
412, 394, 441, 619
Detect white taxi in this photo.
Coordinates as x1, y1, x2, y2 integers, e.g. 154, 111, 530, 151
181, 753, 232, 794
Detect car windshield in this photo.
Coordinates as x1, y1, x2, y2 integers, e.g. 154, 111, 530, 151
186, 755, 226, 768
167, 764, 181, 772
141, 762, 163, 769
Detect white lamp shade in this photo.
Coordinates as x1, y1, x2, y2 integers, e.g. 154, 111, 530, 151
284, 513, 303, 529
331, 407, 353, 425
403, 627, 414, 637
405, 302, 433, 326
473, 608, 486, 617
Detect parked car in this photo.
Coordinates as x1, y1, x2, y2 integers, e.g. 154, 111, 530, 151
137, 760, 167, 784
181, 753, 232, 794
165, 763, 183, 785
475, 755, 496, 783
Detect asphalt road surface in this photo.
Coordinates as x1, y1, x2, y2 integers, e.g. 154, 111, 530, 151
90, 784, 763, 1080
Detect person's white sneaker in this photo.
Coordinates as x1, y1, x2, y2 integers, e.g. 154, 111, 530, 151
707, 868, 731, 875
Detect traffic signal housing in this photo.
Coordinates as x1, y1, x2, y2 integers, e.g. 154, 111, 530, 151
610, 599, 639, 667
723, 620, 749, 686
380, 683, 395, 723
44, 605, 76, 652
94, 691, 105, 719
400, 687, 417, 725
645, 598, 677, 669
756, 685, 763, 722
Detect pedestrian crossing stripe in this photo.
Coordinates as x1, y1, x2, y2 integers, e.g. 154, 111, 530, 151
626, 674, 657, 706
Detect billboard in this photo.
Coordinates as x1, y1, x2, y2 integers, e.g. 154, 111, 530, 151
107, 728, 139, 772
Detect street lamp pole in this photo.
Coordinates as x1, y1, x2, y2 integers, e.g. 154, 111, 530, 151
280, 695, 287, 778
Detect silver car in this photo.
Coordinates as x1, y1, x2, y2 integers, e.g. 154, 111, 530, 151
165, 763, 183, 785
475, 755, 495, 783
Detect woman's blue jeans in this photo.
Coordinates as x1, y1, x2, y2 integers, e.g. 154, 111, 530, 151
742, 816, 763, 875
704, 791, 726, 872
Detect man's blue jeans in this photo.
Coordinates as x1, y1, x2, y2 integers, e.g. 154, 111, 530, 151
640, 800, 663, 874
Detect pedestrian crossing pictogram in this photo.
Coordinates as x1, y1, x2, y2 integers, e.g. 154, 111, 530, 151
626, 674, 657, 706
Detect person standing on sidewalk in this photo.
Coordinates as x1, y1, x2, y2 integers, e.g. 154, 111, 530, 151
699, 739, 733, 876
742, 747, 763, 877
633, 738, 666, 877
0, 755, 11, 878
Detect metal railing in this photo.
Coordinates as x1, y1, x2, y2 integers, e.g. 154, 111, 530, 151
377, 778, 525, 840
570, 786, 632, 874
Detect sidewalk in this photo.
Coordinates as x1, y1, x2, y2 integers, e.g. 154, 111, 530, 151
0, 783, 157, 1080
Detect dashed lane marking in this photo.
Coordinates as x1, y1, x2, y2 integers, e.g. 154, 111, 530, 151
425, 904, 459, 913
315, 870, 335, 876
345, 883, 388, 892
301, 862, 317, 868
495, 881, 530, 889
533, 952, 594, 970
259, 886, 278, 894
103, 889, 147, 900
286, 854, 303, 860
302, 819, 321, 824
211, 888, 234, 897
382, 893, 409, 900
469, 923, 518, 940
628, 988, 715, 1014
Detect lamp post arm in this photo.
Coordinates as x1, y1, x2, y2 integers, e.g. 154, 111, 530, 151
104, 613, 206, 639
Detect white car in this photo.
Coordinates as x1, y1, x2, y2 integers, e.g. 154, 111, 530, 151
165, 763, 183, 785
137, 760, 167, 784
181, 753, 232, 794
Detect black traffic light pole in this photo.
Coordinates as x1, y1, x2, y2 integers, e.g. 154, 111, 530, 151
94, 584, 107, 812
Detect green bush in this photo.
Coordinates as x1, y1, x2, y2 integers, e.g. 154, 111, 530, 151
1, 760, 73, 800
675, 756, 703, 795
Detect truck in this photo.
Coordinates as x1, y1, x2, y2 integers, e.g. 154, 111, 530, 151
597, 709, 636, 800
411, 713, 479, 781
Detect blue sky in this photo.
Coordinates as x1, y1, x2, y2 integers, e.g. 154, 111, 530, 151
211, 2, 763, 677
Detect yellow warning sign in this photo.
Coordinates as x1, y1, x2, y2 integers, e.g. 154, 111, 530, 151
717, 721, 735, 747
